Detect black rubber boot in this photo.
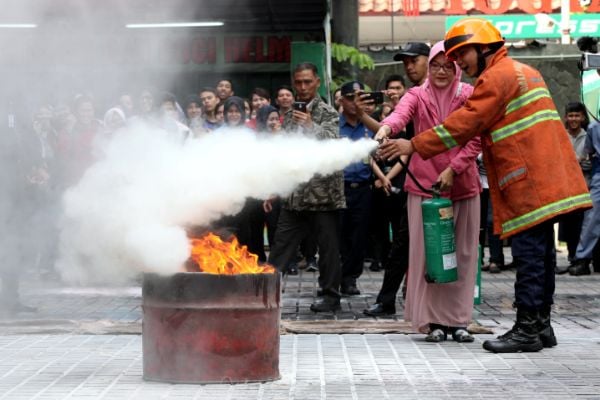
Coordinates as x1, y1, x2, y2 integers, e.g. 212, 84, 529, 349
483, 309, 544, 353
538, 306, 557, 348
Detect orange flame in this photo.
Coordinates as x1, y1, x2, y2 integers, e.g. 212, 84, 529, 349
189, 232, 275, 275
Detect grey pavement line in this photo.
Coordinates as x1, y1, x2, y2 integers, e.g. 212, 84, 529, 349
317, 335, 326, 400
80, 336, 141, 400
256, 378, 265, 400
0, 335, 96, 400
0, 319, 141, 335
384, 335, 415, 392
362, 335, 390, 400
339, 335, 359, 400
287, 335, 298, 400
0, 334, 598, 399
409, 336, 451, 395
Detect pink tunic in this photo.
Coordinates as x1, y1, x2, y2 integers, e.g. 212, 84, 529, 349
406, 194, 480, 332
380, 40, 482, 332
381, 84, 481, 200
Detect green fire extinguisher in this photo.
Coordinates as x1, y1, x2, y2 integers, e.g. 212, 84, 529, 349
374, 146, 459, 284
421, 185, 458, 284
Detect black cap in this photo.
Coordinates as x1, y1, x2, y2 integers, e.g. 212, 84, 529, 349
393, 42, 431, 61
340, 81, 365, 96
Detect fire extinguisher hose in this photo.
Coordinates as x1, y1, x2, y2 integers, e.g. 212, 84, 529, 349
395, 156, 440, 195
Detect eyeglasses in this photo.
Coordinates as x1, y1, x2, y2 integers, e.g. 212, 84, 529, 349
343, 94, 356, 100
430, 62, 455, 73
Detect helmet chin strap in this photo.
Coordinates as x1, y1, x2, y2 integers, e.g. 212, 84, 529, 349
474, 45, 496, 77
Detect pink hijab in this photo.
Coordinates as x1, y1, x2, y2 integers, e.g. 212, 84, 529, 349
419, 40, 462, 123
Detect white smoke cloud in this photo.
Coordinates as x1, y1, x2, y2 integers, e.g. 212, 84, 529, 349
56, 123, 377, 284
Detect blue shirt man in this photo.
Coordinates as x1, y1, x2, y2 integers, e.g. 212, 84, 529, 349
338, 80, 374, 295
340, 113, 374, 182
339, 80, 374, 183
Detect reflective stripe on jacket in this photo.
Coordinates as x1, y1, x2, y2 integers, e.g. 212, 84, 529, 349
412, 47, 591, 238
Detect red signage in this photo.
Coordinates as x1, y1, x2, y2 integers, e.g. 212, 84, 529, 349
174, 35, 291, 65
445, 0, 600, 14
360, 0, 600, 15
187, 37, 217, 64
224, 36, 291, 63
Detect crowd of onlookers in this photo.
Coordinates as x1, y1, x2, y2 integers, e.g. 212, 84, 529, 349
1, 42, 599, 339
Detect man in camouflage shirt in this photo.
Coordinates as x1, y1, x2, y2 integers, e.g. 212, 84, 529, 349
267, 62, 345, 312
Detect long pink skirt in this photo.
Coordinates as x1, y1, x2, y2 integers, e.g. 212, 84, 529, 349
404, 193, 480, 333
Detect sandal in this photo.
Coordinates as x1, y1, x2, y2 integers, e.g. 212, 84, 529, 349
425, 328, 447, 342
452, 328, 474, 343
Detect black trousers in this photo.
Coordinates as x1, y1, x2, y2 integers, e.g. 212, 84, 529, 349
375, 189, 409, 307
479, 188, 505, 265
369, 188, 390, 264
341, 184, 372, 287
237, 198, 266, 262
268, 208, 341, 297
265, 199, 317, 265
265, 198, 281, 251
558, 210, 585, 261
512, 220, 556, 311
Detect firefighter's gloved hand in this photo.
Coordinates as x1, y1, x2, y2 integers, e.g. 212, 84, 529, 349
378, 138, 414, 160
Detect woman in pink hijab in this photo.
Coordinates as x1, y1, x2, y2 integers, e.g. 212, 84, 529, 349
375, 41, 482, 343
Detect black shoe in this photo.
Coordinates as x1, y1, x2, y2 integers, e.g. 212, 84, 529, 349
310, 297, 341, 312
363, 303, 395, 316
368, 261, 383, 272
305, 261, 318, 272
569, 259, 591, 276
499, 261, 514, 270
555, 265, 571, 275
488, 262, 501, 274
341, 284, 360, 296
483, 309, 543, 353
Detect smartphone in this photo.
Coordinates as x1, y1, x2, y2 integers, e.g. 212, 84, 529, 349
362, 91, 384, 105
292, 101, 307, 113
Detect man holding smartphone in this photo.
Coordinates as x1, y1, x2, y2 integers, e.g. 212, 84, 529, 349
267, 62, 345, 313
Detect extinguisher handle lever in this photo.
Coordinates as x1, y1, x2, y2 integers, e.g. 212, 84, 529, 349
430, 182, 442, 197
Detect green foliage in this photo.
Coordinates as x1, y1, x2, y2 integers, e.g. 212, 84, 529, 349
330, 43, 374, 93
331, 43, 375, 70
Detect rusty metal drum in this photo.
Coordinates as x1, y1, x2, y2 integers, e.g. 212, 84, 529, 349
142, 272, 281, 383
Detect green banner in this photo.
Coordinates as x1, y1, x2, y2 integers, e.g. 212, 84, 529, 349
446, 14, 600, 39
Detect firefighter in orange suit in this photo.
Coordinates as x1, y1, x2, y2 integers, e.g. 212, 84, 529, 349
378, 18, 592, 353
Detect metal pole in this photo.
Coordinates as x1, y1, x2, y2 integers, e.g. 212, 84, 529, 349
391, 0, 394, 47
325, 0, 332, 103
561, 0, 571, 45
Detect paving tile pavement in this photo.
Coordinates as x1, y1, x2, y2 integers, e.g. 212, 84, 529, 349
0, 334, 599, 399
0, 246, 598, 399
